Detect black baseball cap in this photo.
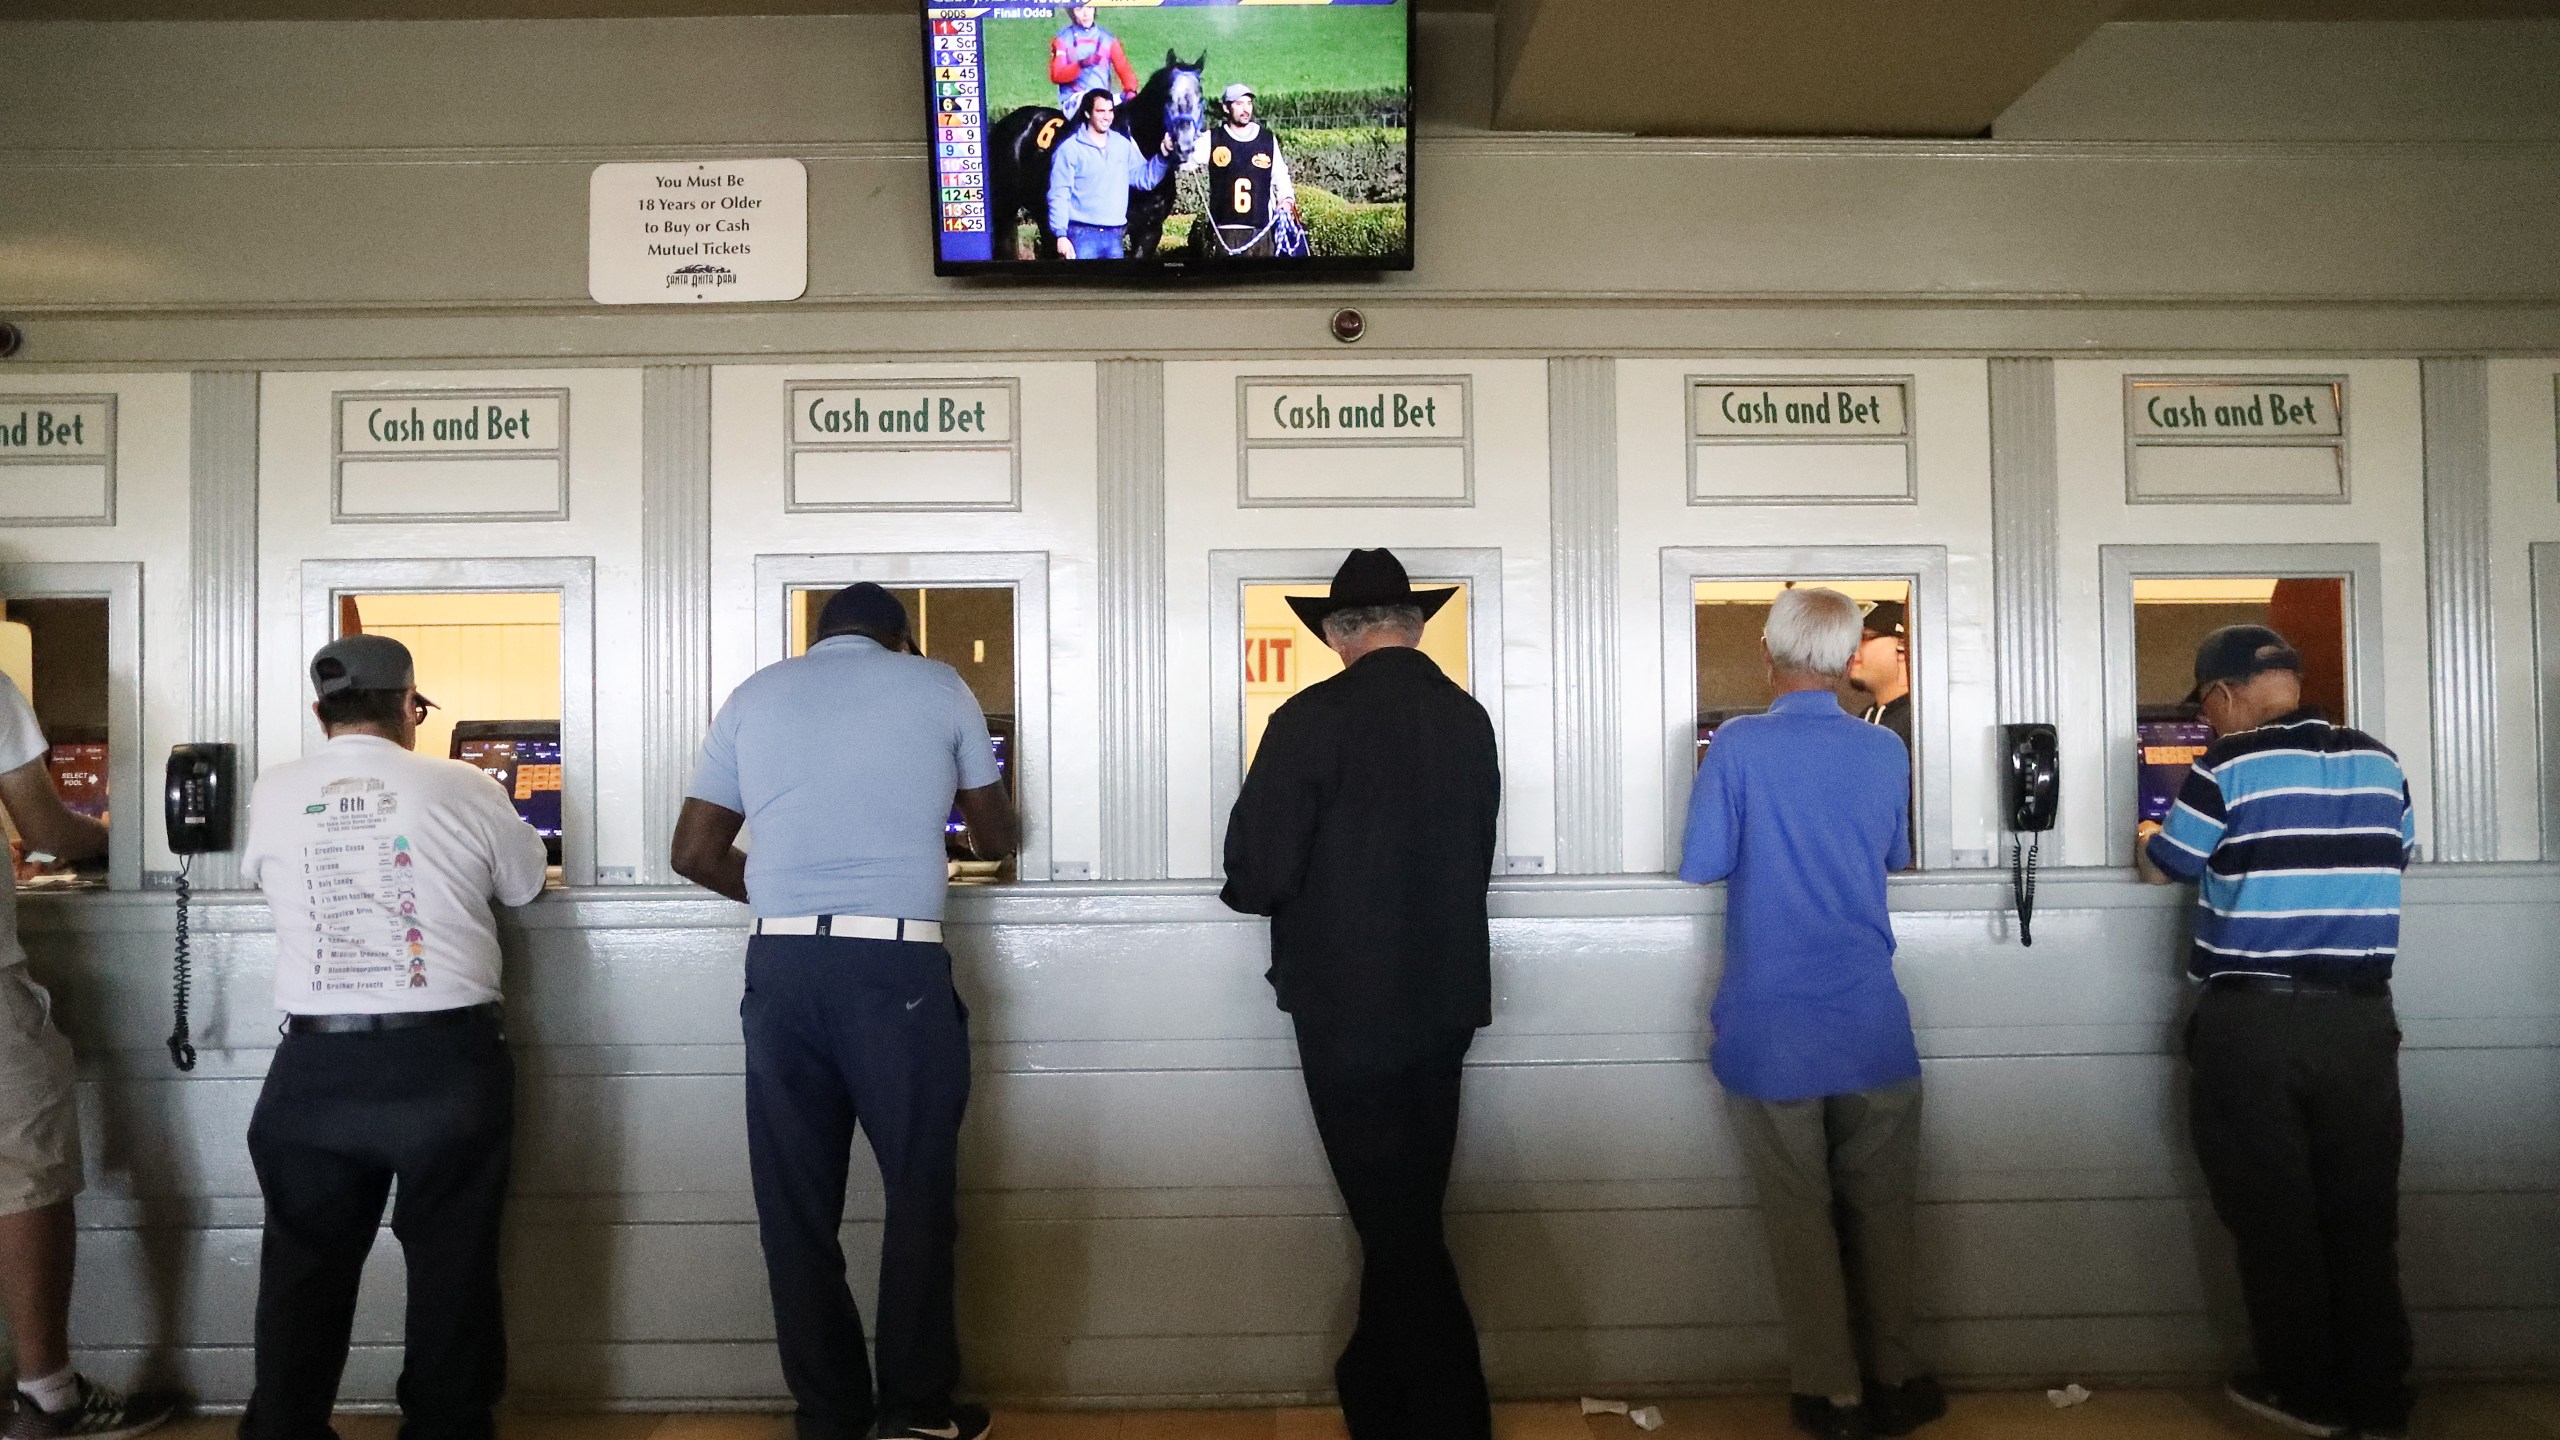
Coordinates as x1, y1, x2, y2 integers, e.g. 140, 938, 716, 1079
310, 634, 436, 710
1861, 600, 1907, 639
2186, 624, 2302, 703
816, 582, 911, 641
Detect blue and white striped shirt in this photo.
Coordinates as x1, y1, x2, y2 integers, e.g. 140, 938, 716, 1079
2143, 709, 2414, 981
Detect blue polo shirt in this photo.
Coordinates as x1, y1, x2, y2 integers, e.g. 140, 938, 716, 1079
1678, 688, 1919, 1102
688, 635, 1001, 922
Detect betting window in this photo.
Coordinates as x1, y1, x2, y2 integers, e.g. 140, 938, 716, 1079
1240, 582, 1472, 770
755, 551, 1050, 884
0, 598, 110, 889
785, 582, 1021, 885
303, 559, 597, 885
0, 564, 139, 890
2099, 544, 2380, 864
340, 592, 565, 869
1207, 548, 1505, 859
1660, 546, 1949, 871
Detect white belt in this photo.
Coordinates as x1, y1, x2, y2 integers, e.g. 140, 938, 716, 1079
753, 914, 943, 943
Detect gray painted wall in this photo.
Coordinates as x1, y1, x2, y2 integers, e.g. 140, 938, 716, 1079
26, 871, 2558, 1407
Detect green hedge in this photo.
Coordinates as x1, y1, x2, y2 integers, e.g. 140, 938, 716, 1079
1294, 184, 1407, 258
1252, 87, 1407, 130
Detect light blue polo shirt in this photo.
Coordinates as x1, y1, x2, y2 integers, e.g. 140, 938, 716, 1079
688, 635, 1001, 922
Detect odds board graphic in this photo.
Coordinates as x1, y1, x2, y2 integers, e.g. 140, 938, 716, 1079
924, 0, 1412, 274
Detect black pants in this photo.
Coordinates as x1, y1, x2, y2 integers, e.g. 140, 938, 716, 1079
240, 1014, 515, 1440
1293, 1014, 1490, 1440
2186, 986, 2412, 1432
742, 936, 972, 1440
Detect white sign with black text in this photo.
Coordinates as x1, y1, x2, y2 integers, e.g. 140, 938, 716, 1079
588, 159, 809, 306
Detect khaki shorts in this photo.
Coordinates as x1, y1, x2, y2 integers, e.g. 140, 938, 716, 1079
0, 968, 82, 1215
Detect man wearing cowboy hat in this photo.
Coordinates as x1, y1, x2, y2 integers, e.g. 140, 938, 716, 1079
1221, 549, 1500, 1440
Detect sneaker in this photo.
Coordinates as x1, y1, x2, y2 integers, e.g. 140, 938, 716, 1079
874, 1404, 991, 1440
2224, 1376, 2347, 1438
1866, 1375, 1948, 1436
1789, 1394, 1875, 1440
5, 1376, 176, 1440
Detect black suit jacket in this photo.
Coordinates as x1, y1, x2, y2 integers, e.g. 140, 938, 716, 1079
1219, 646, 1501, 1031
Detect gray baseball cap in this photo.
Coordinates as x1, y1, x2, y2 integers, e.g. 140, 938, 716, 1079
310, 634, 435, 709
1221, 83, 1254, 105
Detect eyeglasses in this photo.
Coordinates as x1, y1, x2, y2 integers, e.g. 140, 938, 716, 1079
408, 695, 432, 722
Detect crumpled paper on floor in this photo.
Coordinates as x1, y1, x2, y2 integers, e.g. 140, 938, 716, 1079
1578, 1397, 1666, 1430
2046, 1382, 2093, 1408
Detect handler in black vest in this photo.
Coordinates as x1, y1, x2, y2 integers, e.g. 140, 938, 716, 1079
1197, 82, 1297, 258
1221, 549, 1500, 1440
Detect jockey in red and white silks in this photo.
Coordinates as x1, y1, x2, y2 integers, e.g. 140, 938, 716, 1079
1050, 2, 1137, 112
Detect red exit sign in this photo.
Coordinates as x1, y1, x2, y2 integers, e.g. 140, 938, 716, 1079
1244, 631, 1297, 689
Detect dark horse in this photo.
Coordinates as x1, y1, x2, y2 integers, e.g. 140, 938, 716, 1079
985, 52, 1206, 261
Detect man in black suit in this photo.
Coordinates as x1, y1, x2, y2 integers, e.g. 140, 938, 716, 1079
1221, 548, 1502, 1440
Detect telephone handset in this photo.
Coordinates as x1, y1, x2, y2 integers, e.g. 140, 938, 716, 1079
162, 744, 239, 1073
166, 744, 237, 855
2002, 724, 2059, 947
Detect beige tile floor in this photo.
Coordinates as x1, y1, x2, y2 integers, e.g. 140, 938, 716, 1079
149, 1388, 2560, 1440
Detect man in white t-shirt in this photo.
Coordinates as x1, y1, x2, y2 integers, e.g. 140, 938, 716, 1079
237, 635, 546, 1440
0, 676, 173, 1440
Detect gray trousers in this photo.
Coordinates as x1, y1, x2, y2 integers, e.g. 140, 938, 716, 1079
1724, 1077, 1924, 1399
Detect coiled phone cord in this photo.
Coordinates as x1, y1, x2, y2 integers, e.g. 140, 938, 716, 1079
167, 856, 196, 1072
2010, 834, 2039, 948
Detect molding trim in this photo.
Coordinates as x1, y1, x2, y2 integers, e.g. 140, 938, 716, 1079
639, 366, 712, 885
187, 371, 258, 890
1989, 358, 2060, 727
1097, 360, 1168, 881
1547, 357, 1620, 874
2422, 357, 2497, 862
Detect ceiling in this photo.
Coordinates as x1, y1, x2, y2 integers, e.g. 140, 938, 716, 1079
12, 0, 2560, 136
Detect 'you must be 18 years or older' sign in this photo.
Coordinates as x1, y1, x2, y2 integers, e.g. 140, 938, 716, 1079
588, 159, 808, 305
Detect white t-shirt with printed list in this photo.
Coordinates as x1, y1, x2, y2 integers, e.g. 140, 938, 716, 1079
242, 733, 548, 1015
0, 677, 55, 971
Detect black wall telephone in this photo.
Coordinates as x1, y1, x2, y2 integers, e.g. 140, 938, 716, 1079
162, 744, 238, 1072
2001, 724, 2059, 947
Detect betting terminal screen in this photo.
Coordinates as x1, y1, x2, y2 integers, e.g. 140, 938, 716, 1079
2136, 719, 2215, 824
452, 724, 564, 863
45, 743, 107, 821
947, 732, 1009, 847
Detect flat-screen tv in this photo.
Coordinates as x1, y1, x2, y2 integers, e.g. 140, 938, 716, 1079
924, 0, 1412, 275
452, 721, 564, 866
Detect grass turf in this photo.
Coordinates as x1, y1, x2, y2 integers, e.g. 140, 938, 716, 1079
977, 2, 1408, 117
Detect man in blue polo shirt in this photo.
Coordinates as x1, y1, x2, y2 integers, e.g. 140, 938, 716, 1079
2140, 625, 2415, 1440
671, 583, 1016, 1440
1679, 587, 1941, 1440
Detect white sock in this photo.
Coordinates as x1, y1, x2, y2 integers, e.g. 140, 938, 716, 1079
17, 1366, 78, 1414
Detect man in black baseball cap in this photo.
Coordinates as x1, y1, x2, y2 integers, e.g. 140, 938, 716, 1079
1848, 600, 1911, 753
2138, 622, 2417, 1439
2180, 623, 2301, 708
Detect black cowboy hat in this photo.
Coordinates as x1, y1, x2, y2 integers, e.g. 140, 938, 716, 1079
1286, 548, 1458, 632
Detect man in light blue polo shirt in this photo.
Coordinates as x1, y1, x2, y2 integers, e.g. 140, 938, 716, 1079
671, 583, 1014, 1440
1678, 586, 1941, 1440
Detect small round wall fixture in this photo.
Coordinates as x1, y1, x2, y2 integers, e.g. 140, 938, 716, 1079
1329, 308, 1365, 345
0, 323, 21, 360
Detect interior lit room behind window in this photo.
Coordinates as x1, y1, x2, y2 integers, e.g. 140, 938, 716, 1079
2130, 576, 2349, 826
791, 584, 1017, 881
1694, 578, 1912, 754
1241, 581, 1471, 770
340, 591, 564, 867
0, 598, 109, 885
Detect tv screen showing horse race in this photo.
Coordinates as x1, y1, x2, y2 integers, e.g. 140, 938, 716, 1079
923, 0, 1413, 274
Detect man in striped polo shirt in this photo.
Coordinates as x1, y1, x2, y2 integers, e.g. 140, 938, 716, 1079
2139, 624, 2415, 1440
